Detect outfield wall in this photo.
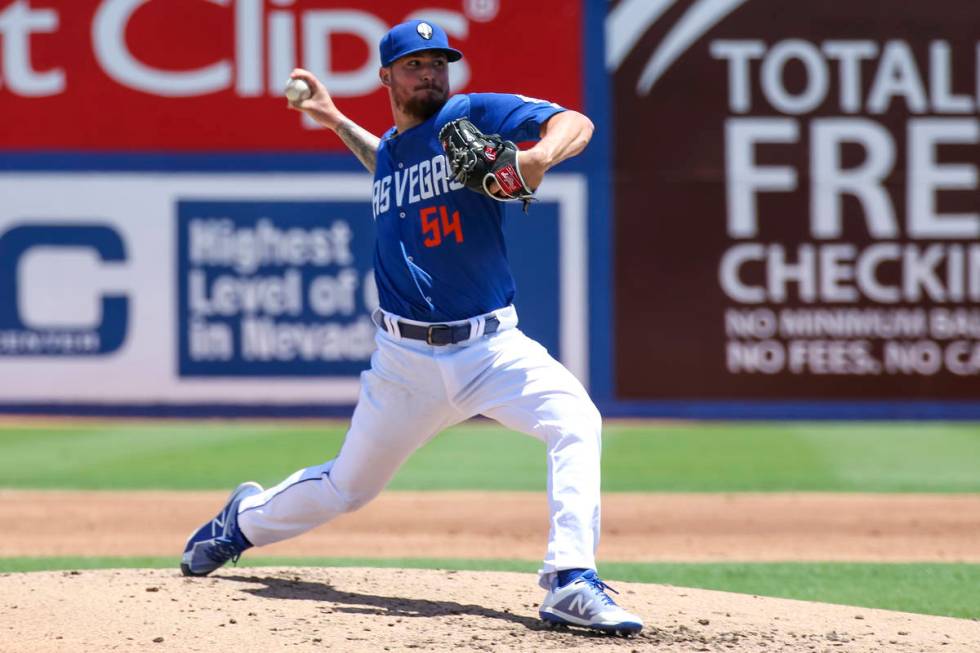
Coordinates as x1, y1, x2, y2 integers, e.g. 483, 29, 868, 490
1, 0, 978, 417
0, 172, 586, 407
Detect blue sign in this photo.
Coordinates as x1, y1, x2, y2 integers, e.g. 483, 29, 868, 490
0, 224, 128, 356
177, 201, 377, 377
502, 202, 561, 358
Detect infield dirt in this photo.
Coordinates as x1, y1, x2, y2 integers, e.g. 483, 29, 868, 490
1, 491, 978, 560
2, 491, 979, 652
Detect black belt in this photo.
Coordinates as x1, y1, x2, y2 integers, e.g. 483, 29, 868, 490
377, 313, 500, 346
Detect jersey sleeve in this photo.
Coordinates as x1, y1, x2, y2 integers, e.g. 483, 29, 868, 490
468, 93, 566, 142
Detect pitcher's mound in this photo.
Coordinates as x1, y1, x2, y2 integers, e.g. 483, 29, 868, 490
1, 567, 977, 652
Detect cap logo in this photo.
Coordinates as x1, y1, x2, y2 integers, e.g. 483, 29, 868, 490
417, 22, 433, 39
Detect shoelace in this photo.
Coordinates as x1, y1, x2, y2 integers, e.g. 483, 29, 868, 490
583, 574, 620, 606
205, 538, 242, 565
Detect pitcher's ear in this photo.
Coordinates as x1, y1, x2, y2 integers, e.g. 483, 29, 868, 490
379, 68, 391, 87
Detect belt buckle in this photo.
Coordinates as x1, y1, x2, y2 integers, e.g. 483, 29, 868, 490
426, 324, 451, 345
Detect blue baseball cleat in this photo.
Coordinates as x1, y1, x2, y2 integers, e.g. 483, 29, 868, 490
539, 569, 644, 635
181, 481, 263, 577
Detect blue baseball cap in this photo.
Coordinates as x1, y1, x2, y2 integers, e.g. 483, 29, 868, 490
379, 20, 463, 67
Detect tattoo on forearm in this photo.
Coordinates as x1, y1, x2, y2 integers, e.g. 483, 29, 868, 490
336, 120, 379, 173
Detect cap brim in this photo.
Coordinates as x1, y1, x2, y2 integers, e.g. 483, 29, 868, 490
383, 46, 463, 67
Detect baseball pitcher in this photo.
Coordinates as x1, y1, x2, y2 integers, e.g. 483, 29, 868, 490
180, 19, 643, 636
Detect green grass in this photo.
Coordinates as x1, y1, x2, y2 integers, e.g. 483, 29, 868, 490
3, 423, 975, 620
602, 421, 980, 492
1, 421, 978, 492
1, 557, 976, 620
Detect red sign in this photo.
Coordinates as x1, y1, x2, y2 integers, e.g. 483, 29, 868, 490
0, 0, 582, 151
612, 0, 980, 400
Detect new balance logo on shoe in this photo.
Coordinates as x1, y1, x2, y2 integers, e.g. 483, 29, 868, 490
568, 593, 596, 618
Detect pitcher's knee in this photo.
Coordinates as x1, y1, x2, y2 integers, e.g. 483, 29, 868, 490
542, 402, 602, 450
568, 401, 602, 441
583, 402, 603, 437
332, 486, 380, 514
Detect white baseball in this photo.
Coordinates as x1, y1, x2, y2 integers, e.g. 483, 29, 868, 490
285, 78, 312, 103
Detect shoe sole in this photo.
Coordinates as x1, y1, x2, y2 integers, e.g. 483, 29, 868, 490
179, 561, 200, 577
180, 481, 263, 577
539, 610, 643, 636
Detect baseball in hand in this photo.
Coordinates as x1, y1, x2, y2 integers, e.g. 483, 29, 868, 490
284, 78, 312, 103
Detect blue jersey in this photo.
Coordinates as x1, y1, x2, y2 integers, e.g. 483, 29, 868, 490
370, 93, 564, 322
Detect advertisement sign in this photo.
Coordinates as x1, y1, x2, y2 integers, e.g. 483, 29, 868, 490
0, 0, 590, 412
0, 173, 587, 407
0, 0, 582, 150
176, 201, 377, 377
610, 0, 980, 400
0, 224, 128, 356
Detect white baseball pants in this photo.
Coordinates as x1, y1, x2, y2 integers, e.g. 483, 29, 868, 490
237, 305, 602, 588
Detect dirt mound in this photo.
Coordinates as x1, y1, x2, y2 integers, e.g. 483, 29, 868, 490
1, 567, 977, 652
4, 491, 980, 561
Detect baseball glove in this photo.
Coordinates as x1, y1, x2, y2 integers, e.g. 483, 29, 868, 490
439, 118, 535, 211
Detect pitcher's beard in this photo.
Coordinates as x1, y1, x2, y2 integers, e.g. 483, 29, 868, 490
400, 91, 448, 122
